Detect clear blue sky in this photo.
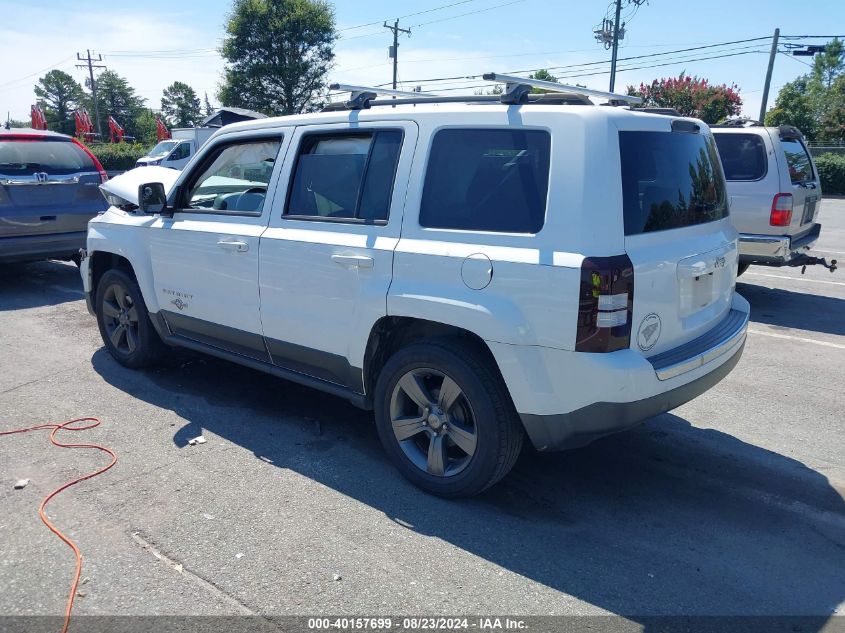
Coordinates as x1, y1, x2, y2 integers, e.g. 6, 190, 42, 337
2, 0, 843, 121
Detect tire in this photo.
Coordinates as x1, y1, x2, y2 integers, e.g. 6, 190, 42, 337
95, 268, 166, 369
374, 338, 523, 497
737, 263, 750, 277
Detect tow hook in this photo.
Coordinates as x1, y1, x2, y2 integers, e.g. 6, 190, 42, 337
789, 254, 838, 274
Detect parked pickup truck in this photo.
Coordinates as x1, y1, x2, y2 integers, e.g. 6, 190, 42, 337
712, 123, 837, 275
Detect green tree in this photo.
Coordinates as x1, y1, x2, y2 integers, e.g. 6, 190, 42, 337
204, 92, 215, 118
528, 69, 559, 94
133, 109, 159, 146
764, 78, 818, 139
161, 81, 202, 127
765, 38, 845, 141
218, 0, 337, 115
33, 70, 85, 135
91, 70, 146, 139
627, 73, 742, 124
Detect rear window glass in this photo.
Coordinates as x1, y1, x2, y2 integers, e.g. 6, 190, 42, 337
419, 128, 551, 233
713, 133, 767, 181
619, 131, 728, 236
0, 138, 94, 175
781, 137, 814, 184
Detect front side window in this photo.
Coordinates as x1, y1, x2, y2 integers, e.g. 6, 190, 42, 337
419, 128, 551, 233
185, 139, 281, 213
619, 131, 728, 235
781, 138, 814, 184
713, 133, 767, 181
286, 130, 402, 222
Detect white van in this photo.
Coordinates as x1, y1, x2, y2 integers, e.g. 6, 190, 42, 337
135, 128, 216, 170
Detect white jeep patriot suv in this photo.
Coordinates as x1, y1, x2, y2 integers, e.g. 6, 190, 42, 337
82, 80, 750, 497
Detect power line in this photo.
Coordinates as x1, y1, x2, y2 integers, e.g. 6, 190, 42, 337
380, 48, 771, 94
339, 0, 526, 41
410, 0, 526, 28
381, 38, 774, 85
0, 57, 75, 90
338, 0, 479, 32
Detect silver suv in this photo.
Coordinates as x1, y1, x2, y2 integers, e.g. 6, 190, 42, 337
712, 123, 836, 275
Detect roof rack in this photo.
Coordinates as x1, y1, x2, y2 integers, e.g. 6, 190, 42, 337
328, 83, 436, 110
711, 117, 763, 128
482, 72, 643, 106
325, 73, 642, 110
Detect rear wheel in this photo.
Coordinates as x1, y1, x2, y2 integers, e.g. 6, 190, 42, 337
374, 339, 523, 497
95, 268, 165, 368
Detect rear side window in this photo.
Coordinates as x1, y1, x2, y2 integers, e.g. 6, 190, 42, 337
0, 138, 95, 175
419, 128, 551, 233
286, 130, 402, 222
619, 131, 728, 236
781, 138, 814, 184
713, 133, 767, 181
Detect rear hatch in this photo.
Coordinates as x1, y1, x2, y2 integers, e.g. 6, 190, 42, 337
0, 134, 107, 238
619, 121, 737, 356
776, 129, 821, 239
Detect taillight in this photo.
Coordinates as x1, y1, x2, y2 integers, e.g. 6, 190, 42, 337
770, 193, 793, 226
576, 255, 634, 353
72, 138, 108, 183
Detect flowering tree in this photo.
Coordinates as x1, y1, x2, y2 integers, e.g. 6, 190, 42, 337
627, 73, 742, 123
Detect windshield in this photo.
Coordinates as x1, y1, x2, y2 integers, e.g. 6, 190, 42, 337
148, 140, 178, 156
619, 130, 728, 235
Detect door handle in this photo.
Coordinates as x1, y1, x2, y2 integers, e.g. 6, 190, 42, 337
331, 254, 374, 269
217, 239, 249, 252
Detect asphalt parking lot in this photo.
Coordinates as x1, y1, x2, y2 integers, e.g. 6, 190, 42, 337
1, 201, 844, 628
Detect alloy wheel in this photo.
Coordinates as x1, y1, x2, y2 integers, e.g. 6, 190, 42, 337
389, 368, 478, 477
101, 283, 140, 355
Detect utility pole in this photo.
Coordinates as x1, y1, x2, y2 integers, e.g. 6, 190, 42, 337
608, 0, 623, 92
759, 28, 780, 123
76, 49, 106, 140
384, 20, 411, 90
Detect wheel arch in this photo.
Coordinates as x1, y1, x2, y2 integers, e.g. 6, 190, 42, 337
362, 316, 508, 409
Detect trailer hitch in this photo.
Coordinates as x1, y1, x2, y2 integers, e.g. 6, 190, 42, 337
786, 253, 838, 274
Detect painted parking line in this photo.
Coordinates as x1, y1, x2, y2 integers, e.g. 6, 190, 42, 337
744, 272, 845, 286
748, 326, 845, 350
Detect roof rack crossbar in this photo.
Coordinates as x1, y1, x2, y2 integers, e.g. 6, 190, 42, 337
482, 72, 643, 105
329, 83, 435, 110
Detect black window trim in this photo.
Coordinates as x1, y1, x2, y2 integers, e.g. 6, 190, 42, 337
282, 127, 405, 226
712, 131, 769, 182
418, 125, 553, 235
173, 134, 284, 218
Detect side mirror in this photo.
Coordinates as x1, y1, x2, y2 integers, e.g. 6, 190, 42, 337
138, 182, 169, 215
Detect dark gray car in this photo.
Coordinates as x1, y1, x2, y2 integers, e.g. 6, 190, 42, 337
0, 128, 108, 264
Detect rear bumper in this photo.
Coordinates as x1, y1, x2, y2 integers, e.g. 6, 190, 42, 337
0, 231, 87, 263
491, 293, 749, 451
738, 223, 821, 265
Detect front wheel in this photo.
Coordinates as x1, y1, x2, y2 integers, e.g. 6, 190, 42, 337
95, 268, 165, 369
374, 339, 523, 497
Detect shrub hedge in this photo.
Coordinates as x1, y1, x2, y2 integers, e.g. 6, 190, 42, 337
87, 142, 151, 172
815, 152, 845, 195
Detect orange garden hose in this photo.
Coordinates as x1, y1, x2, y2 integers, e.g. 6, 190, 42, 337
1, 417, 116, 633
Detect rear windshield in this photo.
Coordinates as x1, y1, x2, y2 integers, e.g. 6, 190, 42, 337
619, 131, 728, 235
713, 133, 767, 181
781, 137, 814, 184
0, 138, 95, 175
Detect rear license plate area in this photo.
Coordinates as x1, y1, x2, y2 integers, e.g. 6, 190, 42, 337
802, 196, 818, 224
